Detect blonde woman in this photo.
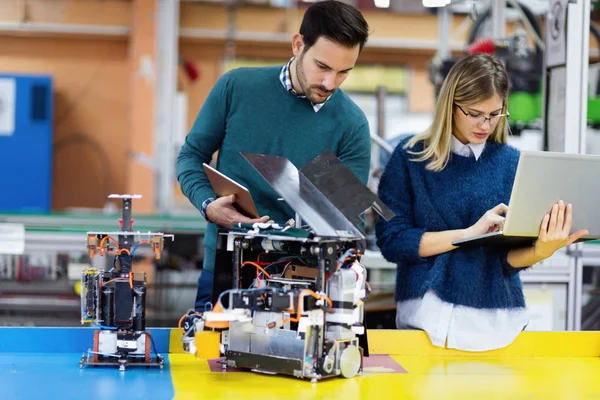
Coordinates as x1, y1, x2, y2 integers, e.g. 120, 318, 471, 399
375, 53, 588, 351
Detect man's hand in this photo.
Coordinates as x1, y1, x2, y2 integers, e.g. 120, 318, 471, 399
206, 194, 270, 229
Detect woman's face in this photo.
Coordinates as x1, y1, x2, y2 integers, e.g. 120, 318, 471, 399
453, 95, 505, 145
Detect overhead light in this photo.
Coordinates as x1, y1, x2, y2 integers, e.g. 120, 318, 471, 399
422, 0, 451, 7
374, 0, 390, 8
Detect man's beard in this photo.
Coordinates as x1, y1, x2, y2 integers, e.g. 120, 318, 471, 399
295, 55, 333, 104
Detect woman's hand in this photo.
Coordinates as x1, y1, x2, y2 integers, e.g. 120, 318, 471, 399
534, 200, 589, 259
464, 203, 508, 238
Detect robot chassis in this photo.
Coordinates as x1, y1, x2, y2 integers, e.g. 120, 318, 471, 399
184, 227, 370, 383
180, 151, 395, 382
79, 194, 173, 371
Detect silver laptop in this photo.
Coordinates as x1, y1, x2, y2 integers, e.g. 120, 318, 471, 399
452, 151, 600, 248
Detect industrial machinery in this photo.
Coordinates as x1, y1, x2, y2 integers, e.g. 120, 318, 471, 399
428, 1, 545, 133
429, 1, 600, 133
181, 151, 395, 382
79, 194, 173, 370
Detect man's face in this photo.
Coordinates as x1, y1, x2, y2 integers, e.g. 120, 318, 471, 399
293, 36, 360, 104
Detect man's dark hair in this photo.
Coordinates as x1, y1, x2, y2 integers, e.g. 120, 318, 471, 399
299, 0, 369, 52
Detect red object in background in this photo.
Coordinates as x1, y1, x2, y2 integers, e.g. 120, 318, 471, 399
181, 59, 200, 81
468, 38, 496, 54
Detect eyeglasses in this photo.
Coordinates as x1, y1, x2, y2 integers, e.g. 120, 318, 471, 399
455, 104, 510, 125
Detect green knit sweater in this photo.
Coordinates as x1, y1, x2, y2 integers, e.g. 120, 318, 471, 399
176, 66, 371, 272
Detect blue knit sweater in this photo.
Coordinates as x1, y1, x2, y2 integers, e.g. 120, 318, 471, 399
375, 136, 528, 309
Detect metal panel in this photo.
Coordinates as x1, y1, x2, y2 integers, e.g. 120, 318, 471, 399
242, 153, 365, 239
155, 0, 180, 214
225, 351, 303, 376
250, 331, 305, 359
299, 150, 395, 225
228, 321, 251, 353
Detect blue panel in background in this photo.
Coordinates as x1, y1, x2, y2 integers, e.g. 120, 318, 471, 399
0, 74, 53, 213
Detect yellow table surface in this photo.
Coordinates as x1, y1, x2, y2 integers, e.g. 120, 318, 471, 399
168, 330, 600, 399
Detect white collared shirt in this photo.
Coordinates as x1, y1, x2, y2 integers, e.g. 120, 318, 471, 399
395, 137, 529, 352
450, 135, 486, 160
396, 290, 529, 351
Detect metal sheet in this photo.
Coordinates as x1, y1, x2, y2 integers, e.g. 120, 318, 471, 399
299, 150, 395, 224
241, 153, 365, 239
224, 351, 303, 377
250, 331, 305, 359
252, 311, 281, 328
228, 321, 251, 353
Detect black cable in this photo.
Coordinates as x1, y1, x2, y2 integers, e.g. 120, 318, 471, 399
591, 21, 600, 50
466, 2, 546, 96
148, 330, 161, 358
467, 1, 543, 49
50, 46, 115, 204
589, 22, 600, 95
52, 133, 112, 201
53, 47, 113, 131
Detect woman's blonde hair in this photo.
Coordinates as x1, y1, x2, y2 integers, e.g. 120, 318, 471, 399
406, 53, 510, 171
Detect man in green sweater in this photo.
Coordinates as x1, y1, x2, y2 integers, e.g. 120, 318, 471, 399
176, 0, 372, 311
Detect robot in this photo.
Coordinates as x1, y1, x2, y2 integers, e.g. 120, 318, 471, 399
79, 194, 173, 371
181, 151, 395, 382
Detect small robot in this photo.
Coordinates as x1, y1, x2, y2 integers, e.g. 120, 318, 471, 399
186, 230, 371, 383
79, 194, 173, 371
181, 152, 395, 382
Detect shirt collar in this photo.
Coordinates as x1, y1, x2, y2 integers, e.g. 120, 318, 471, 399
280, 57, 327, 113
451, 135, 485, 160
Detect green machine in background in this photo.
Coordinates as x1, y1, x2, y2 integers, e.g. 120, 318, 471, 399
588, 90, 600, 127
508, 87, 600, 130
507, 90, 542, 128
505, 10, 600, 130
430, 1, 600, 133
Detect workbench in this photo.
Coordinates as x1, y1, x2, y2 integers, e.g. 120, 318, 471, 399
2, 327, 600, 399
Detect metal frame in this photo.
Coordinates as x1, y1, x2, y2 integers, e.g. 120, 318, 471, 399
563, 0, 590, 155
155, 0, 181, 214
547, 0, 591, 331
215, 230, 366, 382
492, 0, 507, 38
